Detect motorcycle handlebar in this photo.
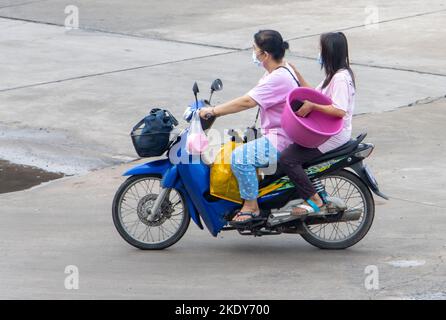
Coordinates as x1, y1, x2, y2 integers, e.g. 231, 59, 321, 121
200, 113, 216, 131
203, 112, 214, 120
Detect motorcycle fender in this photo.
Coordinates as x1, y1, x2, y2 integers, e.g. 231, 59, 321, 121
161, 166, 203, 229
123, 158, 171, 176
175, 180, 204, 230
351, 162, 389, 200
123, 159, 204, 229
161, 165, 178, 188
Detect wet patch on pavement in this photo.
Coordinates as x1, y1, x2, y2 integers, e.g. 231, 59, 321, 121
0, 159, 63, 194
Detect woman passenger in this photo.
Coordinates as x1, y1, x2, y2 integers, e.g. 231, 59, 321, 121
280, 31, 356, 216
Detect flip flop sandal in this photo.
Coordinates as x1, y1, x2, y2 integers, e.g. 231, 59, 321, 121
291, 199, 326, 217
229, 212, 261, 226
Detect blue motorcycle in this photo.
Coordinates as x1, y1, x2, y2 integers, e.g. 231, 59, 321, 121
112, 79, 387, 250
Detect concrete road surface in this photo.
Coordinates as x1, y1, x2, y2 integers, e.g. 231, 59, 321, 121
0, 0, 445, 299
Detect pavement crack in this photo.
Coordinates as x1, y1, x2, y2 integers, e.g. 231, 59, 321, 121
347, 63, 446, 78
371, 94, 446, 115
0, 15, 240, 51
81, 28, 241, 51
388, 195, 446, 209
0, 0, 48, 10
288, 52, 446, 77
402, 95, 446, 107
2, 7, 446, 53
0, 51, 237, 93
285, 8, 446, 42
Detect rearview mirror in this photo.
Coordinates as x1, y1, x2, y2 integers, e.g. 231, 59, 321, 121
192, 82, 199, 95
210, 79, 223, 92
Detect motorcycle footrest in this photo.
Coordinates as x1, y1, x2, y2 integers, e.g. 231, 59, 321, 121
230, 218, 266, 230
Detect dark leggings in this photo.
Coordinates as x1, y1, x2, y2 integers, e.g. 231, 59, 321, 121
278, 143, 323, 200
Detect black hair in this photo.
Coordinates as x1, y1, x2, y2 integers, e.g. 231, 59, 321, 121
320, 32, 355, 89
254, 30, 289, 61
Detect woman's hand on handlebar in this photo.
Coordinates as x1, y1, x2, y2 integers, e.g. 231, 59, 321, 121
199, 106, 216, 119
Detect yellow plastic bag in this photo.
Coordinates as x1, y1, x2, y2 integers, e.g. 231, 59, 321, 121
210, 141, 243, 204
210, 141, 286, 204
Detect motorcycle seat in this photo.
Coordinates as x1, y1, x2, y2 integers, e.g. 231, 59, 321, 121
258, 133, 367, 189
303, 133, 367, 168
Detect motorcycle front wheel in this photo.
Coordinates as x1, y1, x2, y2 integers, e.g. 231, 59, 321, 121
301, 169, 375, 250
112, 174, 190, 250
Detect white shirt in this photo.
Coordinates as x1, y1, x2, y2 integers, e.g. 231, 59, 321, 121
316, 69, 356, 153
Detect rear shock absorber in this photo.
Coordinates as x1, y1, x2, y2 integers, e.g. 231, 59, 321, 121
311, 177, 328, 203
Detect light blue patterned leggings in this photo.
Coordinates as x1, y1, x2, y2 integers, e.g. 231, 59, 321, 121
231, 136, 279, 200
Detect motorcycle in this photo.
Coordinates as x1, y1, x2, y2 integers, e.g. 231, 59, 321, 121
112, 79, 388, 250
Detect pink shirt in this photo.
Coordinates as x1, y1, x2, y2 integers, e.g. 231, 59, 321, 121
316, 69, 356, 153
247, 63, 298, 152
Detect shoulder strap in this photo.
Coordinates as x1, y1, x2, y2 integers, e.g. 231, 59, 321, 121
253, 108, 260, 128
276, 66, 300, 86
252, 65, 300, 127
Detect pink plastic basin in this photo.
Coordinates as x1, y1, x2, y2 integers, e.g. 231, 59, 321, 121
281, 87, 343, 148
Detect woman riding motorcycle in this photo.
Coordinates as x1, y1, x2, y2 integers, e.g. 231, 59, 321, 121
199, 29, 299, 225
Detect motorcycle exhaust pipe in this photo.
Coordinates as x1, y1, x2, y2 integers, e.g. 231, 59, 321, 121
268, 212, 299, 226
338, 209, 362, 222
304, 208, 362, 225
269, 208, 362, 227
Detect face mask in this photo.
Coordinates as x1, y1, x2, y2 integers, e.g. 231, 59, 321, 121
252, 51, 263, 67
317, 52, 323, 66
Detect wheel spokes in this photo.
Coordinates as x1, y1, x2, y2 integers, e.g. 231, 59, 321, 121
306, 175, 367, 242
118, 178, 185, 244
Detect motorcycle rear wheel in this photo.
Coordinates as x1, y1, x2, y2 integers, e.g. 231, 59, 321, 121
112, 174, 190, 250
300, 169, 375, 250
